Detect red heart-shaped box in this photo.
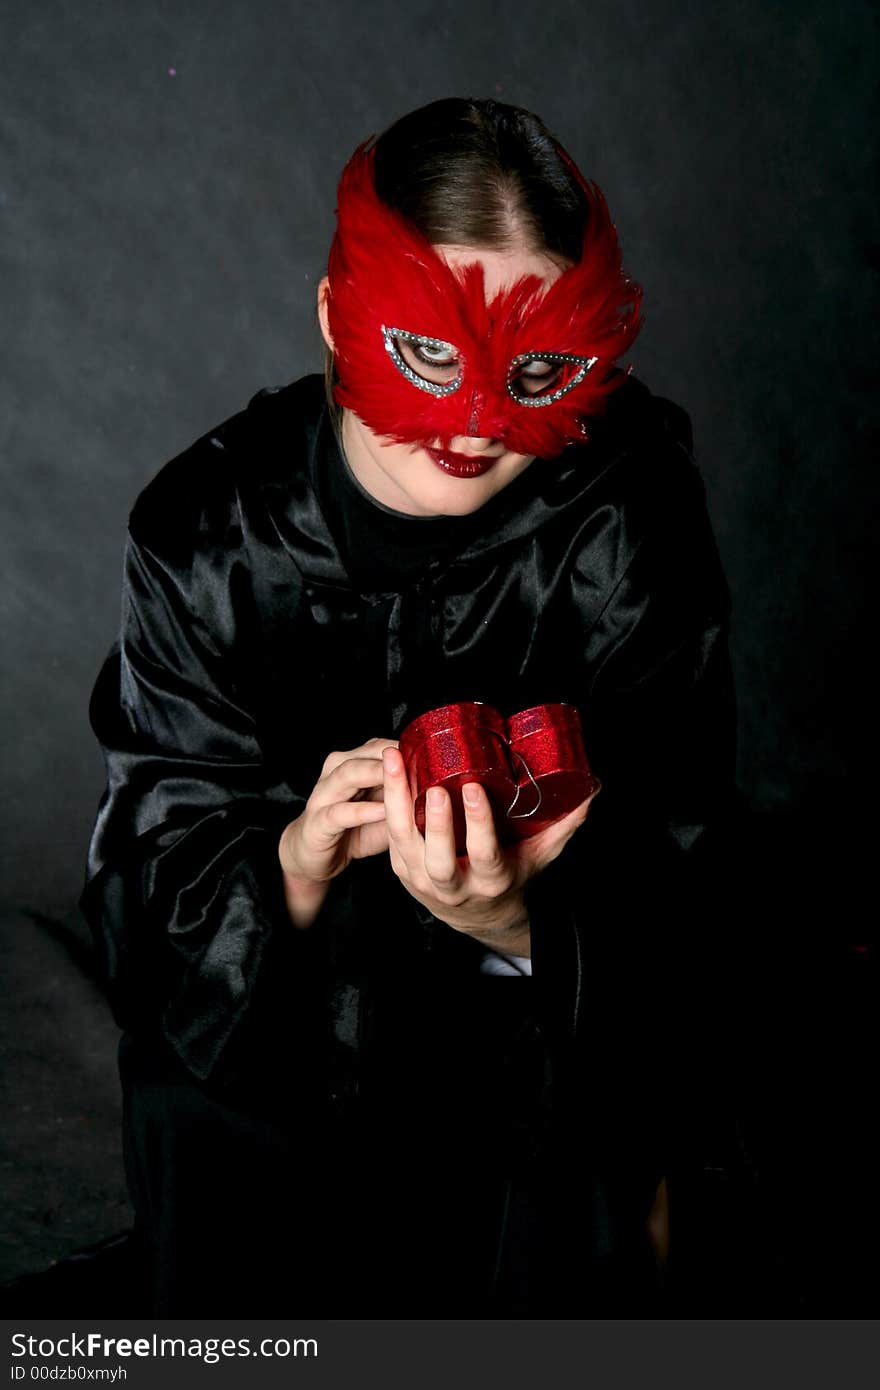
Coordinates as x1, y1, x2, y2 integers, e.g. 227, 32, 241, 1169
398, 701, 599, 855
399, 702, 515, 855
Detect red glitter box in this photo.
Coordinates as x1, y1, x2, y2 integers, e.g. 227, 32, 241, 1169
398, 700, 599, 855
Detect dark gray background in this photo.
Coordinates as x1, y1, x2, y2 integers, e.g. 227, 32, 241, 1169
1, 0, 876, 1296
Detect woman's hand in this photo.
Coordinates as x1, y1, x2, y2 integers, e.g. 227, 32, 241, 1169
381, 746, 600, 957
278, 736, 397, 927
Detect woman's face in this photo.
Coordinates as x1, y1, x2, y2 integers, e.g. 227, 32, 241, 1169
317, 242, 572, 517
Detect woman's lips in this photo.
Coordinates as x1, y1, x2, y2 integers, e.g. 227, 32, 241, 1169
424, 445, 501, 478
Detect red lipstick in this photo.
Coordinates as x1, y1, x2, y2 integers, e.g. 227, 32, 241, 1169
424, 445, 500, 478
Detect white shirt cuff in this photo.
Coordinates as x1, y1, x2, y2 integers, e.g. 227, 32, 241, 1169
478, 949, 533, 977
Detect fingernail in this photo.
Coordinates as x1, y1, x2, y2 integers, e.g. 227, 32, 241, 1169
462, 783, 481, 807
426, 786, 445, 811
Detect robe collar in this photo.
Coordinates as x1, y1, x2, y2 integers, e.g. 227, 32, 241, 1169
254, 371, 652, 591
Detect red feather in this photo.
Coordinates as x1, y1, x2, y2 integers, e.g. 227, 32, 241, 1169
326, 138, 642, 457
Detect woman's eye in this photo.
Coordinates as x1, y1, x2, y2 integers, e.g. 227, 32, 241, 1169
521, 360, 556, 379
514, 360, 563, 395
394, 335, 462, 385
412, 343, 458, 369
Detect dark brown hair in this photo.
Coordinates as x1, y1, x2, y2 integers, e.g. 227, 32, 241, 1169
321, 97, 593, 438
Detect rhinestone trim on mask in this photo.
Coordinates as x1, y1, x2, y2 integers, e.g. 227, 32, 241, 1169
381, 326, 463, 396
507, 351, 599, 406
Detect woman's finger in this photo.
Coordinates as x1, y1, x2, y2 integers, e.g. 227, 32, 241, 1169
312, 755, 387, 807
381, 747, 422, 860
304, 798, 387, 848
321, 799, 388, 834
422, 785, 462, 891
460, 782, 509, 885
320, 738, 398, 779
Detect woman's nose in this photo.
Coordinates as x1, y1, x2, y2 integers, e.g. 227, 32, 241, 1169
448, 435, 499, 454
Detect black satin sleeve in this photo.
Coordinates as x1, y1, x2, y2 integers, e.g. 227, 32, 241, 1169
79, 526, 319, 1089
526, 419, 749, 1051
580, 445, 739, 853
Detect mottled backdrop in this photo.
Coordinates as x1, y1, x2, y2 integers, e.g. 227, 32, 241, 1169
1, 0, 875, 1303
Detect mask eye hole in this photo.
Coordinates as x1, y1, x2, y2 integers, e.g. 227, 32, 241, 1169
507, 351, 598, 405
382, 326, 463, 396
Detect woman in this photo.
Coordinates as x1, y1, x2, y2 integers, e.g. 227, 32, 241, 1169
80, 97, 745, 1316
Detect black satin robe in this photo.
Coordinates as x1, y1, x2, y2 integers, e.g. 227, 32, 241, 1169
79, 371, 745, 1315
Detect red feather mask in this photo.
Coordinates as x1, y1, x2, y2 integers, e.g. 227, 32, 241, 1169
325, 138, 644, 459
